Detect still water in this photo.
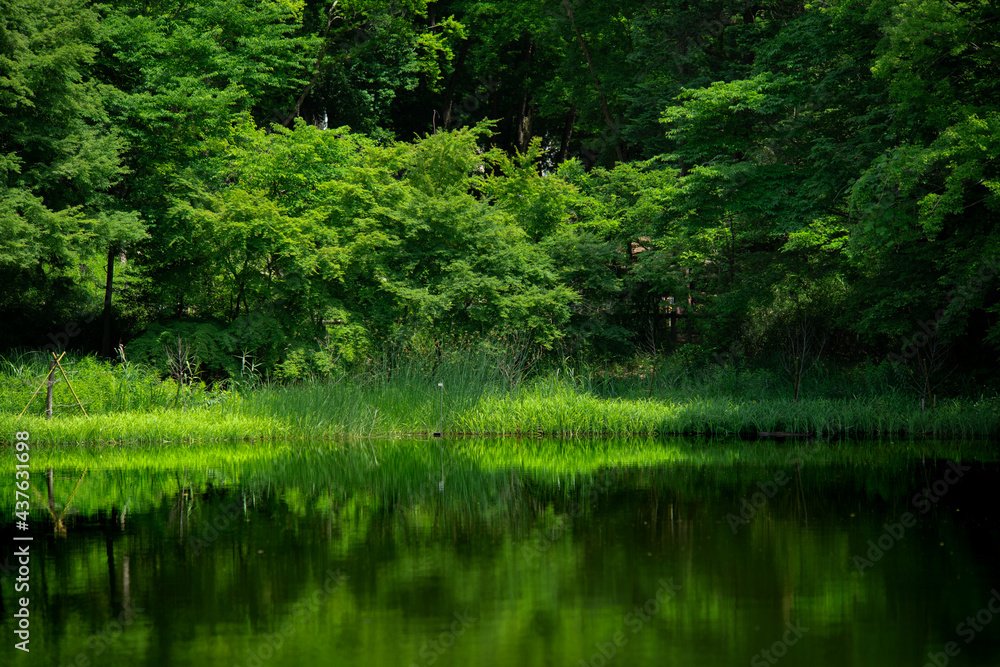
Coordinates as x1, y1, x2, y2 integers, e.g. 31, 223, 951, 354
2, 438, 999, 666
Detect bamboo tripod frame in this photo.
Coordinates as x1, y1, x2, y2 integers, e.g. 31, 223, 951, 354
16, 351, 89, 420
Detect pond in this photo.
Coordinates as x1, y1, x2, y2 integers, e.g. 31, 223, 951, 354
2, 437, 999, 666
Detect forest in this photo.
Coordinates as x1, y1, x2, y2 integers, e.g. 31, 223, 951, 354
6, 5, 1000, 661
3, 0, 999, 398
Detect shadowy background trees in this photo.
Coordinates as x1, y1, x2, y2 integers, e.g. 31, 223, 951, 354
2, 0, 998, 389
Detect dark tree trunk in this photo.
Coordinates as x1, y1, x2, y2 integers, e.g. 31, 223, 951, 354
514, 39, 533, 151
558, 105, 577, 163
515, 93, 531, 151
441, 39, 470, 129
562, 0, 623, 162
284, 2, 340, 127
101, 246, 116, 357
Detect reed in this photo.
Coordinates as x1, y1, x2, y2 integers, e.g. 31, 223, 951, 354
450, 378, 1000, 438
3, 349, 1000, 443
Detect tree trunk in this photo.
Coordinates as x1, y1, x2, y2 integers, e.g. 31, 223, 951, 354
441, 39, 470, 129
502, 36, 534, 152
558, 105, 577, 163
284, 1, 341, 127
516, 38, 533, 150
793, 356, 801, 403
561, 0, 623, 162
516, 93, 531, 151
101, 245, 116, 357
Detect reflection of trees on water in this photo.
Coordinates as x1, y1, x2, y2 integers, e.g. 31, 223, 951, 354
17, 451, 1000, 659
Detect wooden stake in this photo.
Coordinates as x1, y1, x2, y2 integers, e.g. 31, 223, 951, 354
46, 356, 56, 420
16, 352, 66, 420
52, 351, 88, 417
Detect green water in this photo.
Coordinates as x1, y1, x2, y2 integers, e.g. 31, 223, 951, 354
2, 438, 999, 666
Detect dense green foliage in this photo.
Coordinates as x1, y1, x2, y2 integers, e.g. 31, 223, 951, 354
2, 0, 999, 399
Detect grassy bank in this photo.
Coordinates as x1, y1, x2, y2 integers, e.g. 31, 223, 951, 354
4, 383, 997, 445
2, 349, 999, 443
455, 379, 1000, 438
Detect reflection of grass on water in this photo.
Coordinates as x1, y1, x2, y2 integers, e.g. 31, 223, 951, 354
2, 348, 1000, 443
12, 436, 996, 473
4, 436, 994, 517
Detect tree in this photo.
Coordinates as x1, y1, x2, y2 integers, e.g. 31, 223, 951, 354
94, 0, 316, 333
0, 0, 145, 348
849, 0, 1000, 357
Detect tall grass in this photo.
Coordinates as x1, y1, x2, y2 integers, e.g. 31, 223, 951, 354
0, 348, 224, 415
238, 342, 515, 437
2, 346, 999, 444
450, 377, 1000, 438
